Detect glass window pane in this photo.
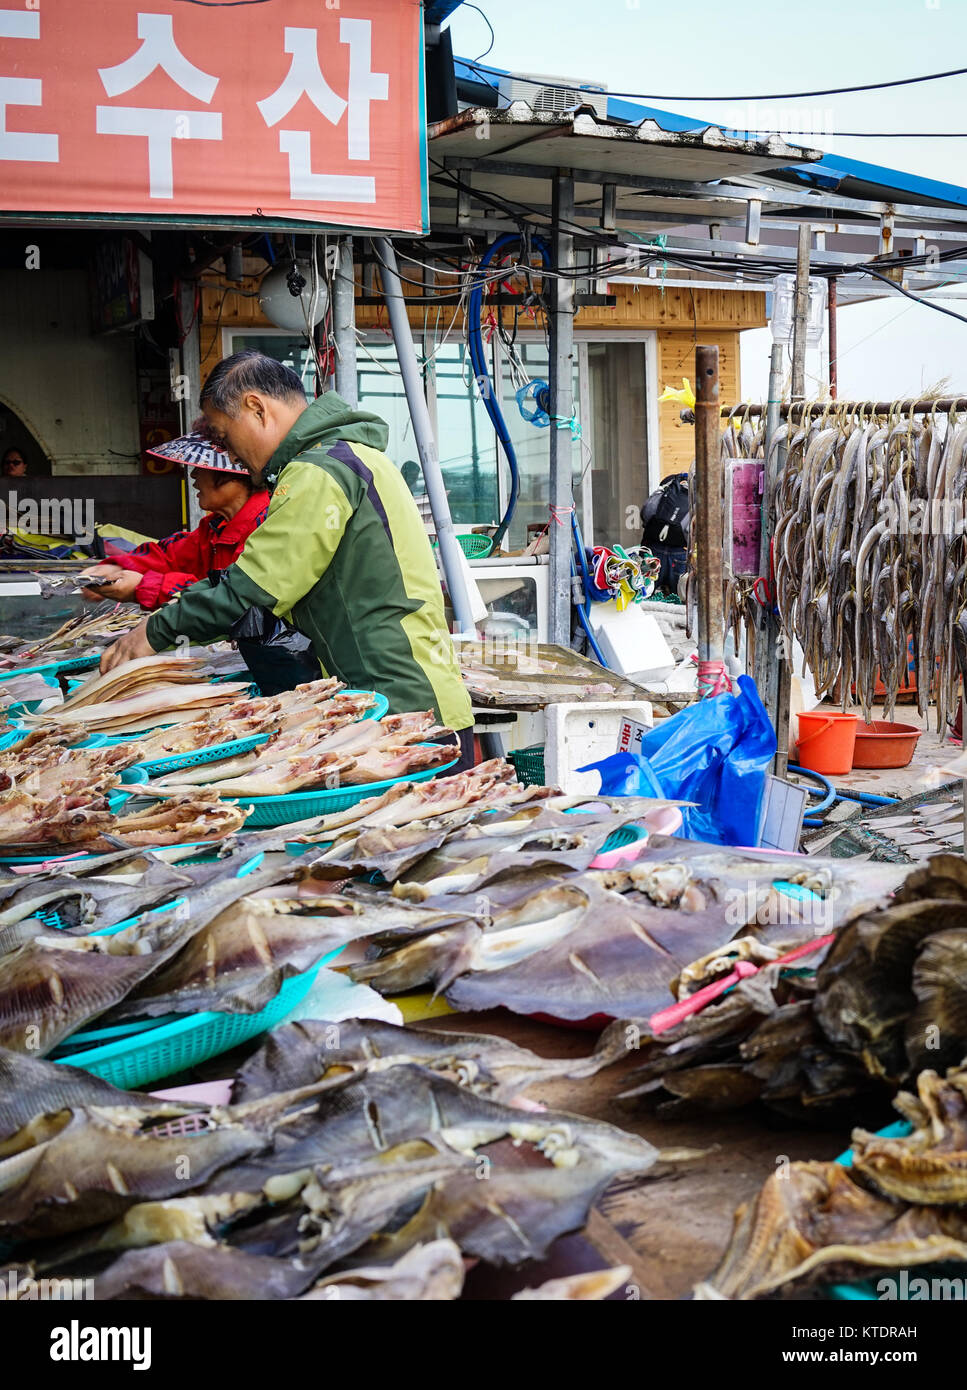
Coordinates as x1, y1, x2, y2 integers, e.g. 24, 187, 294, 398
586, 342, 649, 545
431, 342, 498, 526
496, 339, 581, 551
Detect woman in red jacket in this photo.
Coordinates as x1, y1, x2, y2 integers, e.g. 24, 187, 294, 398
80, 432, 269, 607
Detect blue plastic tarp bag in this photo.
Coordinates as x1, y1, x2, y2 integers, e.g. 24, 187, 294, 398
578, 675, 776, 846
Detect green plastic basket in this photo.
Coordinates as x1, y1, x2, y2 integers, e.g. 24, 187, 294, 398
432, 533, 493, 559
507, 744, 546, 787
52, 947, 345, 1089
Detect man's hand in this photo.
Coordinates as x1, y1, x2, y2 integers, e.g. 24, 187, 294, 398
80, 565, 142, 603
100, 617, 156, 674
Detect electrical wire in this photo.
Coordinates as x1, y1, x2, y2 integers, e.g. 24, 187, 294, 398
462, 58, 967, 104
459, 3, 495, 62
850, 265, 967, 325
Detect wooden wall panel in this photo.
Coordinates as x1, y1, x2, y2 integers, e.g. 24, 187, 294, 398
657, 329, 741, 477
197, 276, 765, 384
197, 278, 749, 483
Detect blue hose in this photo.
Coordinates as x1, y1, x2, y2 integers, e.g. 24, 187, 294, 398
788, 763, 837, 816
467, 233, 550, 551
570, 511, 609, 667
790, 762, 900, 828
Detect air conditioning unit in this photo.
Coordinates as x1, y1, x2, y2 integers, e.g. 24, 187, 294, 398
497, 71, 609, 121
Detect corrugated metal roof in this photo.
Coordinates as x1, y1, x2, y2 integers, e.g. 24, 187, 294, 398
429, 104, 819, 181
455, 58, 967, 212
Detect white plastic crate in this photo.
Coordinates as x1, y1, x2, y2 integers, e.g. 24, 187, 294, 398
544, 701, 654, 796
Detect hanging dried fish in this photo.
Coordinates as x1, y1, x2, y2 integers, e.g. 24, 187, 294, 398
723, 400, 967, 730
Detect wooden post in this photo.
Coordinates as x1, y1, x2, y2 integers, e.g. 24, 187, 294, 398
774, 223, 812, 776
827, 275, 838, 399
695, 345, 724, 681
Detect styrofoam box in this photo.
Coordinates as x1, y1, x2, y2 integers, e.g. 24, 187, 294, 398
545, 701, 654, 796
587, 602, 673, 677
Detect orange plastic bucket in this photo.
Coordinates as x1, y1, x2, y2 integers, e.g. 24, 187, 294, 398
796, 711, 857, 776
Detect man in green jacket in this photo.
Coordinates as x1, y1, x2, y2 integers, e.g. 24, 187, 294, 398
103, 350, 474, 756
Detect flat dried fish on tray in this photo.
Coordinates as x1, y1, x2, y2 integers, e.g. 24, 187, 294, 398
147, 708, 458, 798
0, 1023, 656, 1298
21, 653, 251, 735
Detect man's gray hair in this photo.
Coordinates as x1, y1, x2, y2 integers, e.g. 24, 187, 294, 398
201, 350, 307, 417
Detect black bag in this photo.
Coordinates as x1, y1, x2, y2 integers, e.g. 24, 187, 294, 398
641, 472, 690, 550
228, 605, 322, 696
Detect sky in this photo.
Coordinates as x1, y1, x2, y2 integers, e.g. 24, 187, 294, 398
445, 0, 967, 403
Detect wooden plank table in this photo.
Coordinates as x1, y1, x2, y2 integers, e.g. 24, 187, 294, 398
427, 1010, 847, 1299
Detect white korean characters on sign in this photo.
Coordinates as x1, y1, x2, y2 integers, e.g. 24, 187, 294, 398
0, 1, 425, 231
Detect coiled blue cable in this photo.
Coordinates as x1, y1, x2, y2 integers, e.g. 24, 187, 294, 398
467, 233, 550, 551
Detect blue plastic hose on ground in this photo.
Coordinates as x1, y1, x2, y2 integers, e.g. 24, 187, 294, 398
467, 233, 550, 551
790, 762, 900, 828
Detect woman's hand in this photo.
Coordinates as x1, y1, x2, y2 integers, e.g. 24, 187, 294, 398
99, 617, 156, 673
79, 564, 142, 603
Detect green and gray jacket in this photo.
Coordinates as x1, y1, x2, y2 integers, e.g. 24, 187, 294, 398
146, 394, 473, 731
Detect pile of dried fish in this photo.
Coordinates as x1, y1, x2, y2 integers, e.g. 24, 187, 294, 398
724, 406, 967, 727
0, 602, 142, 671
23, 653, 251, 735
149, 707, 459, 797
0, 732, 145, 847
0, 728, 248, 852
700, 1065, 967, 1299
613, 853, 967, 1117
0, 1024, 653, 1299
331, 827, 898, 1025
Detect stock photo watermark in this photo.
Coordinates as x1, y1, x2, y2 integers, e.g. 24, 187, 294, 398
0, 492, 94, 546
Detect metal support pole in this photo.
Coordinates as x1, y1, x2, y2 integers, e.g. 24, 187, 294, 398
695, 345, 724, 672
753, 342, 784, 717
827, 275, 838, 399
179, 278, 203, 529
373, 237, 476, 636
548, 171, 576, 649
332, 237, 357, 407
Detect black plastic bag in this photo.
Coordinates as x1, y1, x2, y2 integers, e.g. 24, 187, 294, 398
228, 605, 321, 696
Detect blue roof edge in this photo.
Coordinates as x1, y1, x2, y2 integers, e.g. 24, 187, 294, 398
452, 56, 967, 210
426, 0, 466, 26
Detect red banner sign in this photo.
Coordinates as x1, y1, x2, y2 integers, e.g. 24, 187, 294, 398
0, 0, 426, 232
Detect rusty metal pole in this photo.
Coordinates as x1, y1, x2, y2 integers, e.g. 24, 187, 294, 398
695, 345, 724, 685
827, 275, 838, 399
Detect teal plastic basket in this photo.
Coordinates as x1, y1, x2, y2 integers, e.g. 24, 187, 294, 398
52, 947, 345, 1088
0, 652, 100, 682
134, 732, 271, 779
129, 689, 389, 777
221, 756, 459, 828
